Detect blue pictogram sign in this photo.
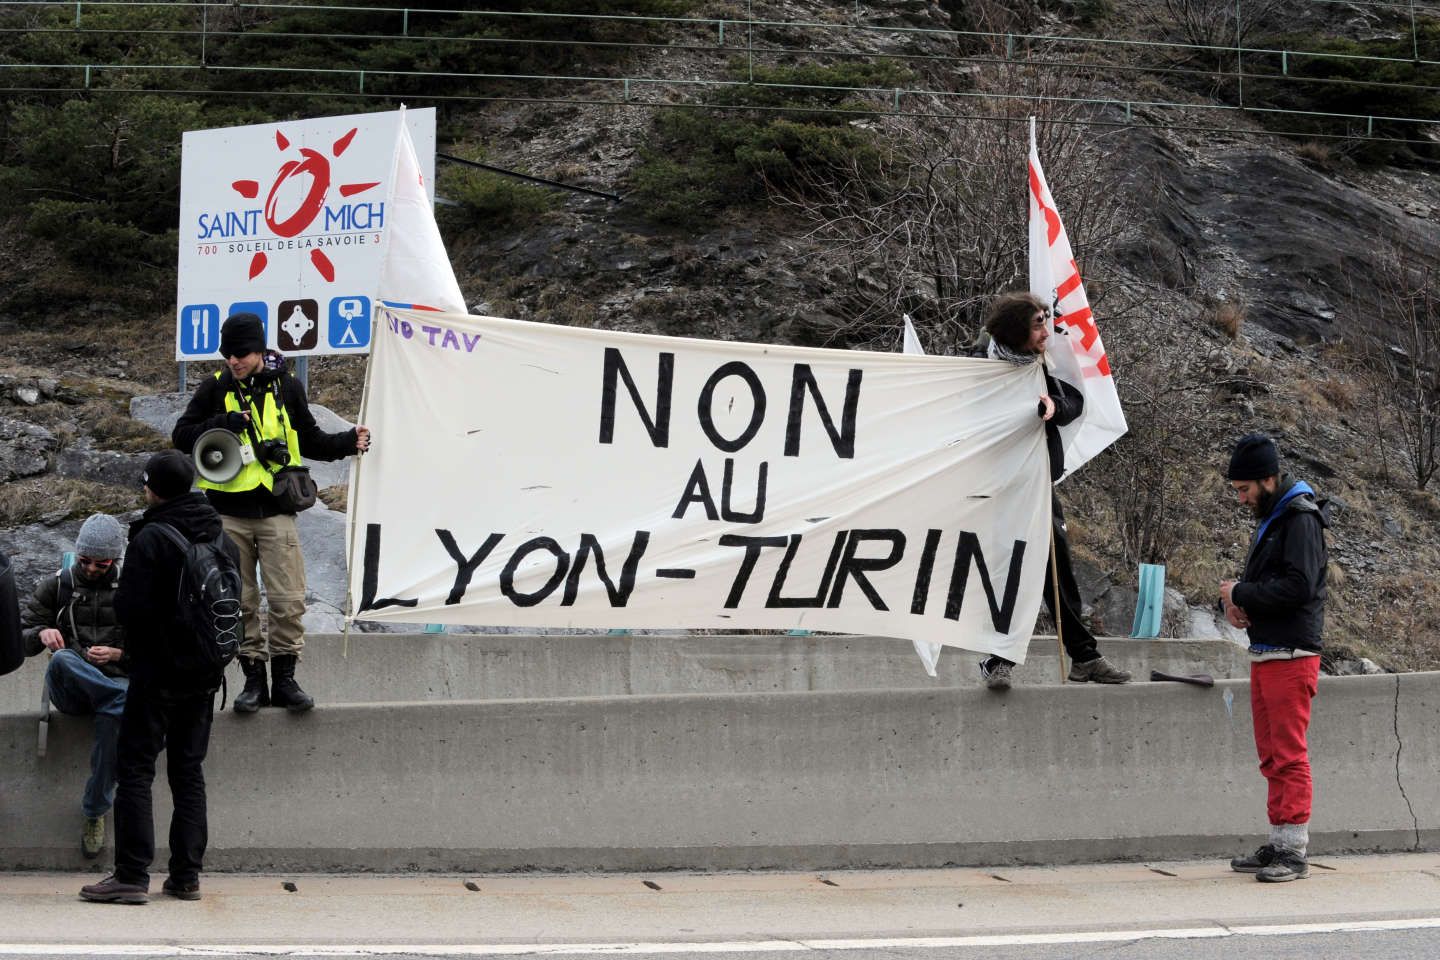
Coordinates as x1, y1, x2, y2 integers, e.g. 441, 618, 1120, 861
328, 295, 371, 349
178, 304, 221, 356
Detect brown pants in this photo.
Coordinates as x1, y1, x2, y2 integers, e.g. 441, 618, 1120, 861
221, 514, 306, 660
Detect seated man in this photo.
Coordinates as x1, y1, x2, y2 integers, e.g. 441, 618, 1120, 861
21, 513, 129, 859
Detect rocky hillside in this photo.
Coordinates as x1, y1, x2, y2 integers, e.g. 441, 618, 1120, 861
2, 0, 1438, 669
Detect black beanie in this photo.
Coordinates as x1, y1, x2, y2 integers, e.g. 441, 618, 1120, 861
219, 312, 266, 358
1227, 433, 1280, 481
143, 450, 196, 500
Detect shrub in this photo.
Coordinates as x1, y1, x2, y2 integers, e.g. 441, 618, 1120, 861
438, 165, 556, 230
26, 200, 177, 272
1246, 21, 1440, 164
629, 61, 906, 226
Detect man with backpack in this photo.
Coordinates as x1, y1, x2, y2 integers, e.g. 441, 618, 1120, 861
172, 311, 370, 713
81, 450, 240, 905
21, 513, 129, 859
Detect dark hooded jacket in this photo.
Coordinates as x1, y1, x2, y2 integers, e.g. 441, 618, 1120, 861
114, 491, 238, 690
1231, 475, 1330, 652
171, 351, 358, 519
21, 561, 128, 678
1041, 368, 1083, 482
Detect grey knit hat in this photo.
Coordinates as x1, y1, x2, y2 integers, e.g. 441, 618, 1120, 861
75, 513, 126, 560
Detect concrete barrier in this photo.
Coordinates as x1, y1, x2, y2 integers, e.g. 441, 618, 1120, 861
1, 671, 1434, 872
0, 634, 1250, 712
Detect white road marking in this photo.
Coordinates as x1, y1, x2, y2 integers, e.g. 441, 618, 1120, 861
3, 917, 1440, 956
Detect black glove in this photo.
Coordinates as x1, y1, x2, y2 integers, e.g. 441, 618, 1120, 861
224, 412, 248, 433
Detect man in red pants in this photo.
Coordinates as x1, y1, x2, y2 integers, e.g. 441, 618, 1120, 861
1220, 434, 1330, 883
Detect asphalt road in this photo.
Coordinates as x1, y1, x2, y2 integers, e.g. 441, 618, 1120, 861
2, 853, 1437, 959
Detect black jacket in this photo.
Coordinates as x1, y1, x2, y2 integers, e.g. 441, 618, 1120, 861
114, 491, 238, 689
1042, 368, 1084, 482
21, 562, 128, 678
171, 358, 357, 519
1231, 476, 1329, 652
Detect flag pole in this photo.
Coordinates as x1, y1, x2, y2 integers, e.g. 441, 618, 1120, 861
1050, 527, 1066, 684
341, 106, 407, 657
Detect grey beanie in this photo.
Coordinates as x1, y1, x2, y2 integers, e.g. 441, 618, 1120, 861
75, 513, 126, 560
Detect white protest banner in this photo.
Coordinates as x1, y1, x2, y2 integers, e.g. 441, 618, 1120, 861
902, 313, 926, 358
1027, 117, 1127, 477
898, 313, 943, 676
349, 308, 1055, 661
176, 107, 436, 359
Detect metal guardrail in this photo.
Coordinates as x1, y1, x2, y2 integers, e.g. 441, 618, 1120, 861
0, 0, 1435, 144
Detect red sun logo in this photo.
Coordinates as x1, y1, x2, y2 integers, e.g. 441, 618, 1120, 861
229, 127, 381, 283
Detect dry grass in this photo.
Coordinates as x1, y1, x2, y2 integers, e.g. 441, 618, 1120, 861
1315, 376, 1359, 411
536, 293, 600, 329
0, 477, 139, 526
84, 410, 167, 453
1295, 141, 1336, 170
305, 354, 369, 422
1363, 570, 1440, 672
1211, 300, 1246, 339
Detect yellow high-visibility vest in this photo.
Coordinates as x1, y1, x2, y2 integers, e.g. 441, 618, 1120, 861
197, 371, 303, 494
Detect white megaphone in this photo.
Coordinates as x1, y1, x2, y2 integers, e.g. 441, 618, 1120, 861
192, 428, 248, 484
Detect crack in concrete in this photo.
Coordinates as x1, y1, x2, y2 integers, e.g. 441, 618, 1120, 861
1392, 674, 1421, 850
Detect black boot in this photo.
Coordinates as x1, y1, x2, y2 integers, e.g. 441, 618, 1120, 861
232, 657, 269, 714
269, 654, 314, 713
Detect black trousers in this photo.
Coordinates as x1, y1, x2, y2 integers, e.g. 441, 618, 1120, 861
988, 493, 1100, 667
112, 680, 215, 888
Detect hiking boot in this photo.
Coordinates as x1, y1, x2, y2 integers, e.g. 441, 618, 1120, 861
233, 657, 269, 714
1068, 655, 1132, 684
79, 875, 148, 904
81, 816, 104, 859
1230, 844, 1277, 873
161, 878, 202, 901
1256, 851, 1309, 883
269, 654, 314, 713
979, 658, 1013, 691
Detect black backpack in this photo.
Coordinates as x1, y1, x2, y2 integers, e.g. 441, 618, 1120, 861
151, 523, 243, 676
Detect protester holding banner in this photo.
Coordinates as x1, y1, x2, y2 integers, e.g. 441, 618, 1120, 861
1222, 434, 1329, 883
172, 312, 370, 714
976, 292, 1132, 691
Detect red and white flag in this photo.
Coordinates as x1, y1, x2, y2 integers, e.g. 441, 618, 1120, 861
375, 105, 466, 313
1027, 118, 1126, 478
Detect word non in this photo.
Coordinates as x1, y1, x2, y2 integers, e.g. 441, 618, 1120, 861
599, 347, 863, 459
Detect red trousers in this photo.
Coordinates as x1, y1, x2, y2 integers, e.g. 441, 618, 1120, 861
1250, 656, 1321, 825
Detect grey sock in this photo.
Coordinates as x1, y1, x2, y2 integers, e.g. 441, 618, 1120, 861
1269, 822, 1309, 859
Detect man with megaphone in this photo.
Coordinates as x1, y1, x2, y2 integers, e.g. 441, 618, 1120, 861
172, 312, 370, 714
